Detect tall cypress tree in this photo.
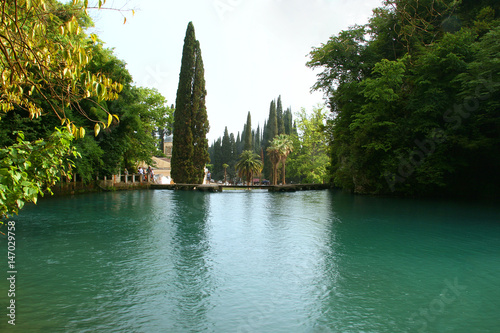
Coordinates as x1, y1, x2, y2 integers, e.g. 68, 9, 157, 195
191, 39, 210, 183
263, 100, 278, 179
244, 111, 252, 151
267, 100, 278, 141
277, 95, 285, 135
261, 120, 267, 150
254, 125, 261, 154
236, 132, 242, 156
284, 107, 293, 135
221, 126, 231, 164
171, 22, 210, 184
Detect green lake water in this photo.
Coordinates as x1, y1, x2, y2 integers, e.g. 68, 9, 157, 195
1, 190, 499, 332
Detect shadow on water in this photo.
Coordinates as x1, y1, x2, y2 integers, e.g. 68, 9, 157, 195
167, 191, 214, 332
313, 190, 500, 333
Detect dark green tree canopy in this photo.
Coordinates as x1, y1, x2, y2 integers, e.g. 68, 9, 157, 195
309, 0, 500, 197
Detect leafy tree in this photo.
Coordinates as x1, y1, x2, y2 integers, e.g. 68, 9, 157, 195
72, 135, 104, 183
67, 48, 172, 181
235, 150, 263, 187
171, 22, 210, 184
287, 107, 330, 184
1, 130, 78, 218
112, 87, 172, 172
0, 0, 122, 135
140, 88, 174, 155
308, 0, 500, 196
0, 0, 127, 216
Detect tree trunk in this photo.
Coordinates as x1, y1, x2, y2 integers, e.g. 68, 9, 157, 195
282, 158, 286, 185
273, 163, 278, 185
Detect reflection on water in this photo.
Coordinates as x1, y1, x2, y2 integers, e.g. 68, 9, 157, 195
0, 190, 499, 332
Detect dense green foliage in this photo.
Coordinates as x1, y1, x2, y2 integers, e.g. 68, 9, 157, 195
308, 0, 499, 197
287, 107, 330, 184
0, 1, 171, 217
171, 22, 210, 184
0, 130, 77, 218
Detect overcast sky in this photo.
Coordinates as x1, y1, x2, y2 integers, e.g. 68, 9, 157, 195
90, 0, 383, 142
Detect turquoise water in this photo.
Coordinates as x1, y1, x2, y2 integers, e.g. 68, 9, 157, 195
1, 190, 499, 332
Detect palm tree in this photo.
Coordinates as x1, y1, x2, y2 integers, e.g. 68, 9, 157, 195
235, 150, 263, 187
266, 143, 280, 186
275, 134, 293, 185
222, 163, 229, 184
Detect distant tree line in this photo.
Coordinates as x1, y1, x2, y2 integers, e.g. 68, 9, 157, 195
208, 96, 296, 183
208, 96, 331, 185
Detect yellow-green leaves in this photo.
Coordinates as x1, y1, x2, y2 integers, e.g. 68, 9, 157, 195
0, 0, 122, 132
107, 114, 113, 127
60, 113, 119, 139
94, 123, 101, 137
